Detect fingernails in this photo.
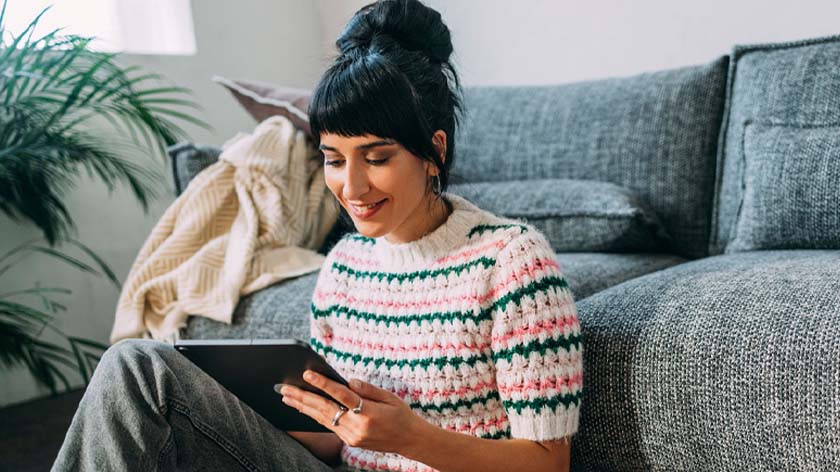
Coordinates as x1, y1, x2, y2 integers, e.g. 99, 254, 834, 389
303, 371, 315, 381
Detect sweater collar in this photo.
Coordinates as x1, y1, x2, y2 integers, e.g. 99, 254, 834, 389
370, 192, 485, 269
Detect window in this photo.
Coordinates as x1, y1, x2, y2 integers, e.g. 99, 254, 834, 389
3, 0, 196, 55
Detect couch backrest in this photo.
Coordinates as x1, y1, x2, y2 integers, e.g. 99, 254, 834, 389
709, 34, 840, 255
452, 57, 729, 259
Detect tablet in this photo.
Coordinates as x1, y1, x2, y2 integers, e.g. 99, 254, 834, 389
174, 338, 349, 432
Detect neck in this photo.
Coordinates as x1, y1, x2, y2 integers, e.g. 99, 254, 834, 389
385, 194, 452, 244
370, 192, 484, 269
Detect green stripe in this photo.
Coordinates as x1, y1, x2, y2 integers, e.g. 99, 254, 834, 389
491, 275, 570, 314
311, 337, 490, 370
409, 390, 501, 412
311, 301, 492, 325
312, 275, 570, 326
492, 334, 583, 364
479, 428, 511, 439
503, 389, 583, 413
331, 257, 496, 283
347, 234, 375, 245
468, 223, 528, 238
309, 332, 582, 372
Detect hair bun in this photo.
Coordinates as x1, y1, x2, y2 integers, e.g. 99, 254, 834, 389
337, 0, 453, 63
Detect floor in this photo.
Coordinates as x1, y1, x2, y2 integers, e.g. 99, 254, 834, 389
0, 387, 86, 471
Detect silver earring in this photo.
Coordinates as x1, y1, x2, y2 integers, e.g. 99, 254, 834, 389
432, 174, 441, 195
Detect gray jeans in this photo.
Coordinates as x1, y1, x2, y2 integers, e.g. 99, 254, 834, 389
52, 338, 345, 471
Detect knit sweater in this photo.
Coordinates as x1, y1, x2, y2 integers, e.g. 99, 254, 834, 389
309, 192, 583, 472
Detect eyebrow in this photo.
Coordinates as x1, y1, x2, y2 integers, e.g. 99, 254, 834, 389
318, 140, 396, 152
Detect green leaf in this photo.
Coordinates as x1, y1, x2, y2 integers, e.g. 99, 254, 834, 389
65, 238, 122, 290
0, 286, 72, 299
0, 299, 56, 326
21, 245, 101, 275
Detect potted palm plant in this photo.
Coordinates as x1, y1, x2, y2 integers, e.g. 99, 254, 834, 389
0, 1, 210, 395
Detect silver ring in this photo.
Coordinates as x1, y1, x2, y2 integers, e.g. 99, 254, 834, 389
352, 397, 363, 414
331, 405, 348, 426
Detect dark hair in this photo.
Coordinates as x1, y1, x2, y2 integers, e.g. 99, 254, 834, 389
308, 0, 464, 199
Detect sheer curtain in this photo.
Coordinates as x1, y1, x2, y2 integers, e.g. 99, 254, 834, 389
4, 0, 196, 55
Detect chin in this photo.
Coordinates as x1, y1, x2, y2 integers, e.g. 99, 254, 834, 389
352, 222, 389, 238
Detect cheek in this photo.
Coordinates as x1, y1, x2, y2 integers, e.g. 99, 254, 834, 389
323, 172, 341, 196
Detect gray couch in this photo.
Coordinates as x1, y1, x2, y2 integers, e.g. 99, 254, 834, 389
169, 33, 840, 471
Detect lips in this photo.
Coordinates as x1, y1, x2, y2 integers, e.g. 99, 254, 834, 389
349, 199, 386, 219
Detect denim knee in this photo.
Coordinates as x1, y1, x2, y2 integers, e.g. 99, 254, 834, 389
98, 338, 176, 372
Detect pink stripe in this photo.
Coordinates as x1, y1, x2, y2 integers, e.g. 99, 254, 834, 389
443, 416, 509, 435
434, 239, 506, 265
313, 257, 564, 309
328, 333, 491, 355
332, 250, 380, 269
497, 371, 584, 396
478, 257, 562, 304
491, 315, 580, 345
326, 315, 579, 359
395, 379, 498, 402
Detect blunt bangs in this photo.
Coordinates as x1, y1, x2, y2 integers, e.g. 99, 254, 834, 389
308, 55, 437, 161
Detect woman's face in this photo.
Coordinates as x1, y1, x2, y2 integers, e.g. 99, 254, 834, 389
319, 131, 445, 243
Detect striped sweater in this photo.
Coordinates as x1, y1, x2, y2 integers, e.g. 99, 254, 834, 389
310, 192, 583, 472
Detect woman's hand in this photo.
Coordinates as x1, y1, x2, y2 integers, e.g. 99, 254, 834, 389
279, 370, 426, 455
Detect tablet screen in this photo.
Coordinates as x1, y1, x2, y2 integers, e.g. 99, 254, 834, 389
175, 338, 349, 432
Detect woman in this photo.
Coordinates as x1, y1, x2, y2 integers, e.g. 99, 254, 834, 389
52, 1, 582, 471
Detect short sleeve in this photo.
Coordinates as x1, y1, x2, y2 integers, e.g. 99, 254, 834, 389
489, 228, 583, 441
309, 241, 341, 360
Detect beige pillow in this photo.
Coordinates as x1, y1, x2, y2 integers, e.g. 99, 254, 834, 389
213, 75, 312, 137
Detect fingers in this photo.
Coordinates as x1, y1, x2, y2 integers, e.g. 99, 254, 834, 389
281, 389, 347, 429
300, 370, 363, 411
279, 370, 363, 428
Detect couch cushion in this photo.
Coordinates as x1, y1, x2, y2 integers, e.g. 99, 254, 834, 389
454, 56, 729, 259
710, 33, 840, 254
727, 122, 840, 251
213, 75, 312, 138
556, 252, 686, 301
571, 250, 840, 470
557, 252, 687, 301
184, 270, 319, 341
449, 179, 671, 253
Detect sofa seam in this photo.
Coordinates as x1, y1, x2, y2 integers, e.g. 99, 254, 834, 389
727, 118, 753, 253
708, 52, 737, 257
730, 32, 840, 57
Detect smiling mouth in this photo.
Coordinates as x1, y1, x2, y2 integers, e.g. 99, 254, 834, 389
349, 199, 386, 217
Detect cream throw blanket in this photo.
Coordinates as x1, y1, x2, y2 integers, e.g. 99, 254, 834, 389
109, 115, 339, 344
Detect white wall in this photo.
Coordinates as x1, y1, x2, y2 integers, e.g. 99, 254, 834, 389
4, 0, 839, 408
0, 0, 326, 407
323, 0, 840, 86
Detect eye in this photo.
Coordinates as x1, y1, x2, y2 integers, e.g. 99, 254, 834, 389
323, 156, 390, 167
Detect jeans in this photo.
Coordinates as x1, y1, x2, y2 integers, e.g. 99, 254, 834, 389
52, 338, 345, 471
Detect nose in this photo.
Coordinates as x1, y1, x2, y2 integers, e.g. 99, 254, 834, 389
342, 160, 370, 201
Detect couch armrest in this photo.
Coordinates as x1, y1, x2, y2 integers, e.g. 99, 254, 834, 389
166, 141, 222, 196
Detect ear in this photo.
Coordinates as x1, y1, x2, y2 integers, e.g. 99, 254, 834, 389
432, 129, 447, 164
